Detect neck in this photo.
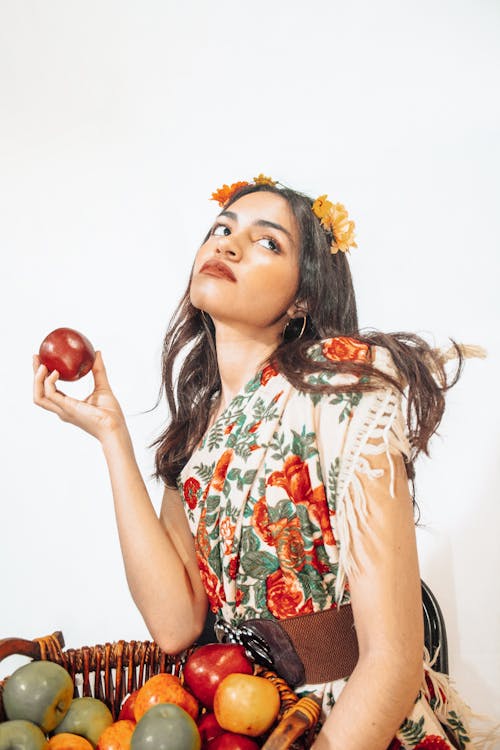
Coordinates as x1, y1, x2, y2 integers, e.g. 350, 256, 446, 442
213, 322, 282, 413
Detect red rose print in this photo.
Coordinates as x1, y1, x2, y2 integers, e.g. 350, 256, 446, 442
277, 525, 306, 574
266, 568, 310, 619
235, 588, 243, 607
249, 420, 262, 433
228, 555, 239, 580
414, 736, 452, 750
268, 456, 336, 546
251, 496, 275, 546
308, 539, 332, 575
322, 336, 370, 363
220, 517, 236, 554
261, 364, 278, 385
211, 449, 233, 491
224, 422, 235, 434
197, 553, 226, 613
183, 476, 201, 510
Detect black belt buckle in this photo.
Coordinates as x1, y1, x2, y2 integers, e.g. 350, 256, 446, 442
214, 618, 275, 670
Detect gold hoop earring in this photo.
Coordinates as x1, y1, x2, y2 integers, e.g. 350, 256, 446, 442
282, 315, 307, 342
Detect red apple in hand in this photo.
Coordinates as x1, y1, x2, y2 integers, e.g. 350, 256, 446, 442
183, 644, 253, 710
39, 327, 96, 381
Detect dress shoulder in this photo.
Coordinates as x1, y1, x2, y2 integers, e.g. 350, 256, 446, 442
307, 338, 413, 603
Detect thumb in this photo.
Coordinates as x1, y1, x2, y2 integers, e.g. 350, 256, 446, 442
92, 351, 111, 390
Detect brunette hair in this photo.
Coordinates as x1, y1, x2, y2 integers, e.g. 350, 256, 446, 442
152, 183, 464, 509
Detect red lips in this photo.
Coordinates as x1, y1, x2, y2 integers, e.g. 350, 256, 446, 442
199, 259, 236, 282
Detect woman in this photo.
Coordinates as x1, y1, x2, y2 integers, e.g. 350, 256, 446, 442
33, 176, 488, 749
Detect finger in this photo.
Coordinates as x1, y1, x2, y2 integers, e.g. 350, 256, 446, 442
33, 363, 49, 402
33, 366, 65, 418
43, 368, 65, 403
92, 351, 111, 390
32, 354, 41, 373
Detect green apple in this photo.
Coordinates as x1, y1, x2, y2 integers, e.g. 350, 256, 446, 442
131, 703, 201, 750
3, 661, 74, 733
0, 719, 48, 750
53, 698, 113, 747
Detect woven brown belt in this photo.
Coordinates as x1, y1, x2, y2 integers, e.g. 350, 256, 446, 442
215, 604, 359, 688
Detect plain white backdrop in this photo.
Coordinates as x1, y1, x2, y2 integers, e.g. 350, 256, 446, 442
1, 0, 499, 722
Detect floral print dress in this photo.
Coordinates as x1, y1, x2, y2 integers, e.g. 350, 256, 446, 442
177, 337, 484, 750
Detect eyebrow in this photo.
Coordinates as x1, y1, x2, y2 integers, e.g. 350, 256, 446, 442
218, 210, 294, 241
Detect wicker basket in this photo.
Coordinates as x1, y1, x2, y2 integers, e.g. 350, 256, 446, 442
0, 632, 321, 750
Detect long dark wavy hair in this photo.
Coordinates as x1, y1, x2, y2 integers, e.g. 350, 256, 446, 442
152, 182, 464, 509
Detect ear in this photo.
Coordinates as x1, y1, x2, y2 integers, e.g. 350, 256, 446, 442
286, 299, 308, 319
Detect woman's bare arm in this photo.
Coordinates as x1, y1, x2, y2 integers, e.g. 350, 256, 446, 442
33, 353, 207, 653
102, 436, 208, 652
312, 445, 424, 750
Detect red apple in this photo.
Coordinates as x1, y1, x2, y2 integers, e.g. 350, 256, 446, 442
39, 327, 95, 381
197, 713, 224, 747
183, 643, 253, 710
207, 733, 260, 750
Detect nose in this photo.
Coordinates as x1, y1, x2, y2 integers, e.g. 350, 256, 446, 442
215, 233, 242, 260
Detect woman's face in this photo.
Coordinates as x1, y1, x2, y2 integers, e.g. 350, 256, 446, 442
190, 191, 301, 335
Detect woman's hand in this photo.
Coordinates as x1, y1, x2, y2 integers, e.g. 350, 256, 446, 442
33, 350, 128, 443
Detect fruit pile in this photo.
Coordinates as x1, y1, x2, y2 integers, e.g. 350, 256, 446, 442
0, 643, 282, 750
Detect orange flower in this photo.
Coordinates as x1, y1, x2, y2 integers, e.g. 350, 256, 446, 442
224, 422, 236, 434
261, 363, 279, 385
251, 496, 275, 546
211, 449, 233, 491
211, 181, 250, 206
276, 525, 306, 573
268, 455, 335, 546
322, 336, 369, 363
220, 517, 236, 554
311, 195, 357, 254
249, 420, 262, 434
253, 174, 277, 186
197, 553, 226, 612
266, 569, 313, 619
195, 505, 211, 561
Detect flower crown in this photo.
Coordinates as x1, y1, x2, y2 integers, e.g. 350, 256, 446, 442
210, 174, 357, 254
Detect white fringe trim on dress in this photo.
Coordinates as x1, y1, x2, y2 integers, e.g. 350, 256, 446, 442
423, 646, 500, 750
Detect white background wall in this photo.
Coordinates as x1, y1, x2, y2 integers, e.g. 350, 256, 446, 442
1, 0, 499, 724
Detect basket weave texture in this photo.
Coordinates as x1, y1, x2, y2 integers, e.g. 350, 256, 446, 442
0, 631, 321, 750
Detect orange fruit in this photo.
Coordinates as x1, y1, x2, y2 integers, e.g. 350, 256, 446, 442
47, 733, 94, 750
96, 720, 135, 750
133, 674, 199, 722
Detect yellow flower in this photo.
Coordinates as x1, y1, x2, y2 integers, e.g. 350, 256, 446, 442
311, 195, 334, 224
253, 174, 277, 186
312, 196, 357, 253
